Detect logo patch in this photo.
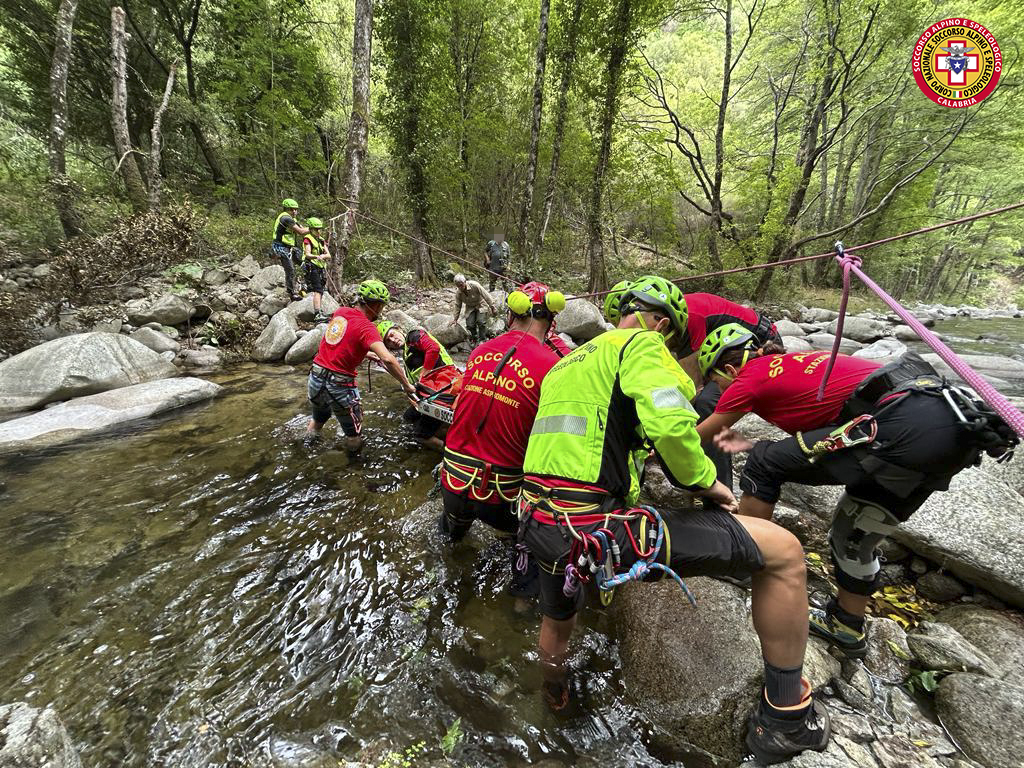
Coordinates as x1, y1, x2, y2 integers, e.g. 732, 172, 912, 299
912, 18, 1001, 108
324, 315, 348, 345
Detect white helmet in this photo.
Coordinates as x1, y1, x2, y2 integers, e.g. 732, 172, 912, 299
454, 273, 466, 284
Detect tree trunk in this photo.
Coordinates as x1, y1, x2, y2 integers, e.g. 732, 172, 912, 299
585, 0, 632, 293
517, 0, 550, 257
149, 61, 176, 211
49, 0, 85, 238
332, 0, 373, 284
410, 164, 435, 282
110, 7, 149, 213
534, 0, 583, 259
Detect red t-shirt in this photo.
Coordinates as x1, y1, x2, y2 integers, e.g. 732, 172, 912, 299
405, 329, 441, 374
444, 331, 558, 475
544, 329, 573, 358
312, 306, 382, 376
681, 293, 773, 353
715, 352, 881, 434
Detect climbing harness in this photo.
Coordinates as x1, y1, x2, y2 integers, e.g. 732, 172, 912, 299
518, 483, 697, 607
441, 448, 524, 503
796, 414, 878, 462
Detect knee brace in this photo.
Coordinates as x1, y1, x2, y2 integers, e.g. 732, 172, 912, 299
828, 493, 899, 596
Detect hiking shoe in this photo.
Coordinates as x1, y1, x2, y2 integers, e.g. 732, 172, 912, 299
312, 312, 330, 324
746, 684, 831, 765
808, 606, 867, 659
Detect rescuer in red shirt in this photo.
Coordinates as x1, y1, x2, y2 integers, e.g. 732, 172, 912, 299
307, 280, 416, 453
440, 281, 566, 598
695, 324, 1016, 660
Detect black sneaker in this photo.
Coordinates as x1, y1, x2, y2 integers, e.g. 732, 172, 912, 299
746, 684, 831, 765
809, 606, 868, 659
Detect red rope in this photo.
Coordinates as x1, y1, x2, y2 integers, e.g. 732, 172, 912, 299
571, 200, 1024, 302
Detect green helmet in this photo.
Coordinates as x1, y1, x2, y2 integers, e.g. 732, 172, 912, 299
621, 275, 688, 337
281, 198, 299, 209
603, 279, 632, 324
306, 216, 323, 228
376, 320, 396, 339
698, 322, 755, 377
358, 279, 390, 304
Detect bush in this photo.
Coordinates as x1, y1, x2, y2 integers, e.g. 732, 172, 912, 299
49, 202, 206, 304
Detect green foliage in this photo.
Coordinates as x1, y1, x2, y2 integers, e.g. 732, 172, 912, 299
441, 717, 463, 756
376, 740, 426, 768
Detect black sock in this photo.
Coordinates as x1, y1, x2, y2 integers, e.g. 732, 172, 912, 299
828, 597, 865, 632
763, 660, 804, 712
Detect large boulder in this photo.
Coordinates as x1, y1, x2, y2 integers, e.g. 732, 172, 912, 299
289, 292, 340, 322
0, 333, 177, 413
892, 324, 919, 342
852, 338, 906, 360
259, 290, 291, 317
202, 268, 230, 286
922, 352, 1024, 382
0, 377, 220, 450
782, 336, 813, 353
936, 605, 1024, 687
556, 298, 607, 342
248, 265, 286, 295
232, 254, 261, 279
285, 325, 325, 365
936, 673, 1024, 768
614, 576, 836, 762
827, 316, 886, 343
893, 465, 1024, 608
805, 333, 863, 354
0, 702, 81, 768
129, 327, 180, 355
424, 313, 466, 347
177, 348, 223, 370
774, 318, 806, 337
128, 292, 194, 326
252, 310, 298, 362
384, 309, 418, 332
803, 307, 839, 323
614, 578, 760, 762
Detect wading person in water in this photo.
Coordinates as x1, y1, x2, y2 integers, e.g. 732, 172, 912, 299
307, 280, 416, 453
271, 198, 309, 301
518, 277, 831, 764
440, 282, 565, 601
695, 325, 1016, 658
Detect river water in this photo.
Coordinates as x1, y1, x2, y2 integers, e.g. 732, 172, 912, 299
1, 316, 1022, 767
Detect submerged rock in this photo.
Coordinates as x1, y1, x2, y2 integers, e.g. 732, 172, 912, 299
0, 702, 82, 768
0, 333, 177, 414
0, 378, 221, 450
936, 673, 1024, 768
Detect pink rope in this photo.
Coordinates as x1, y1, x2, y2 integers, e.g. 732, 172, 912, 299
817, 242, 1024, 438
816, 242, 860, 401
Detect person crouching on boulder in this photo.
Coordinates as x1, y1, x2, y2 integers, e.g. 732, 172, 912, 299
302, 217, 331, 323
378, 320, 457, 451
695, 324, 1017, 660
519, 277, 831, 764
307, 280, 416, 453
439, 282, 566, 601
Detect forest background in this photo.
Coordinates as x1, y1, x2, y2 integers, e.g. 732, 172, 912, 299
1, 0, 1022, 341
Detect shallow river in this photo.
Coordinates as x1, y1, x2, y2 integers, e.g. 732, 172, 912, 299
0, 366, 673, 767
1, 315, 1021, 767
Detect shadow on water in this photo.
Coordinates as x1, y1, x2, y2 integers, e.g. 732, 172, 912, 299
0, 364, 690, 767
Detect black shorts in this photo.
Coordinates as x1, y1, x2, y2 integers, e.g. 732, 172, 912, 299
303, 262, 326, 293
522, 507, 764, 621
307, 372, 362, 437
740, 391, 974, 520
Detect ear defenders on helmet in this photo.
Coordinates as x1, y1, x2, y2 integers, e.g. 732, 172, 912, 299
506, 289, 566, 317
